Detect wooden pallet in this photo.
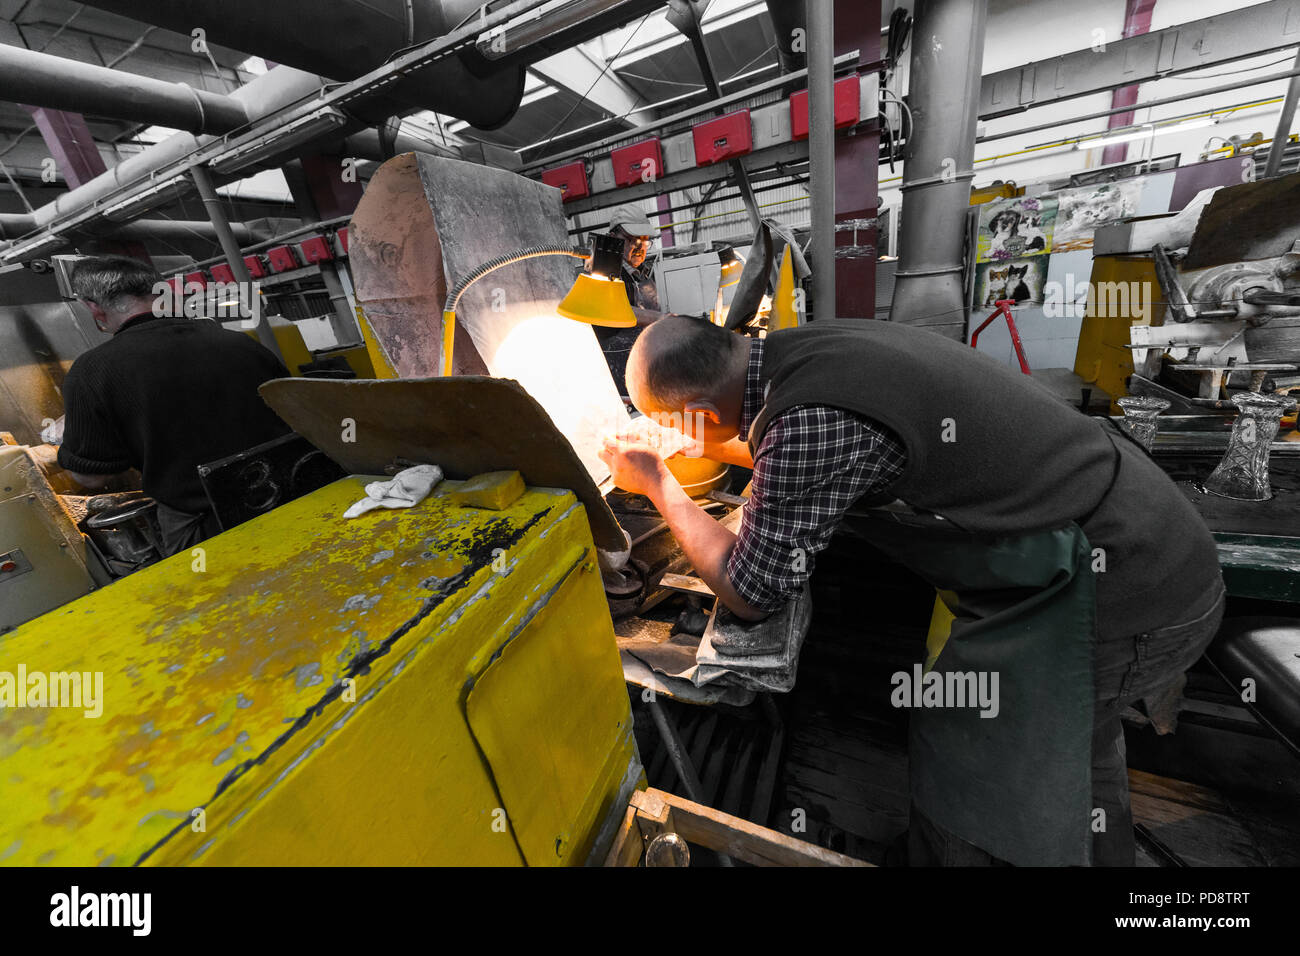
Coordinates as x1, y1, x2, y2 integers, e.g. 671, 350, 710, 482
604, 787, 871, 867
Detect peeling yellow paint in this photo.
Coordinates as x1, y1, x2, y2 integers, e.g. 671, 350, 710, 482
0, 477, 640, 865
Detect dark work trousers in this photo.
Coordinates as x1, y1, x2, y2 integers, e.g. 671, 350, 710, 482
909, 581, 1227, 866
155, 501, 222, 558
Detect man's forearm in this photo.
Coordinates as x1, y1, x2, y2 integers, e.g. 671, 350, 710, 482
66, 469, 134, 491
695, 437, 753, 468
647, 476, 769, 622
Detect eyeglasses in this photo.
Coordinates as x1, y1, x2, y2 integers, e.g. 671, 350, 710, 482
626, 235, 653, 249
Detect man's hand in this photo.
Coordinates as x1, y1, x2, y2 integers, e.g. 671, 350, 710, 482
599, 438, 672, 497
599, 436, 768, 623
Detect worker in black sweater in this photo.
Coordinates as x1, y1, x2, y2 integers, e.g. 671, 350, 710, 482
58, 255, 292, 556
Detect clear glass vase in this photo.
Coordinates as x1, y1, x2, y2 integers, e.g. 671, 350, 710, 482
1203, 392, 1297, 501
1116, 395, 1171, 452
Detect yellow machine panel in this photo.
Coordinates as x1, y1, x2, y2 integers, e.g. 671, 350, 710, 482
0, 446, 96, 633
1073, 254, 1167, 409
0, 476, 640, 866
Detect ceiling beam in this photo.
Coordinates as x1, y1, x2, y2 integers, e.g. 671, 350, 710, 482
528, 45, 656, 128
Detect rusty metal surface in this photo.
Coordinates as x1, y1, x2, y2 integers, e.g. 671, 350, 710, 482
0, 476, 591, 864
1184, 171, 1300, 270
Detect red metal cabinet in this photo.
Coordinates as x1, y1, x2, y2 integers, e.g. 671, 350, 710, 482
693, 110, 752, 166
541, 161, 590, 202
790, 75, 861, 141
267, 245, 299, 273
300, 235, 334, 264
612, 138, 663, 187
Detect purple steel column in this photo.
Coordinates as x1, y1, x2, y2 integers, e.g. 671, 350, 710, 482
1101, 0, 1157, 166
23, 105, 153, 263
656, 193, 675, 249
832, 0, 881, 319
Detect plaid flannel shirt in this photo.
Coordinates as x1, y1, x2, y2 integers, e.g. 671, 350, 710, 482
725, 339, 908, 612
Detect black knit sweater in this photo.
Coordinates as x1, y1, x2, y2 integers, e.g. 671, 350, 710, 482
57, 313, 292, 512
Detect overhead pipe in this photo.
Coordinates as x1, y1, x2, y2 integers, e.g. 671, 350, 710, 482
9, 66, 331, 237
0, 44, 248, 135
767, 0, 807, 74
190, 164, 285, 362
105, 218, 294, 243
2, 0, 646, 257
890, 0, 989, 333
77, 0, 527, 129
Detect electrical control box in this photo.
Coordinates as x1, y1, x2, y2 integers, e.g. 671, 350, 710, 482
335, 227, 350, 256
790, 74, 862, 141
300, 235, 334, 264
693, 110, 753, 166
183, 270, 208, 289
612, 138, 663, 188
209, 263, 235, 284
541, 161, 590, 202
243, 254, 268, 279
267, 244, 300, 273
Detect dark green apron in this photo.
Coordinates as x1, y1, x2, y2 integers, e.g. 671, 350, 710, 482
846, 509, 1097, 866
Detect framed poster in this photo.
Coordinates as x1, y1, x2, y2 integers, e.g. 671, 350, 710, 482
1053, 180, 1145, 251
975, 257, 1049, 311
976, 197, 1057, 262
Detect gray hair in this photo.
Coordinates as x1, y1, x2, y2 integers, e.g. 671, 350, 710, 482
629, 314, 745, 410
70, 255, 161, 314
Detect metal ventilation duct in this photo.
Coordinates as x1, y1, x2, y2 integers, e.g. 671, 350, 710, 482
0, 45, 248, 134
890, 0, 988, 337
77, 0, 526, 128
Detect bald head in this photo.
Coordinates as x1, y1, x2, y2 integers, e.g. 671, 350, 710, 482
627, 315, 750, 421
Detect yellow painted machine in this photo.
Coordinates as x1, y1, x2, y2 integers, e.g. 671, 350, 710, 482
0, 474, 641, 866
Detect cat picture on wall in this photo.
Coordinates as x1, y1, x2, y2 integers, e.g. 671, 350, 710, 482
983, 266, 1010, 307
974, 257, 1047, 311
1021, 215, 1047, 252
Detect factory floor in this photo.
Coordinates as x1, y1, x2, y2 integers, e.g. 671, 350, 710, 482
630, 531, 1300, 867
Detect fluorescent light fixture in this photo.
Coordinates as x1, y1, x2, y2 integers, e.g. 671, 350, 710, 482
102, 179, 185, 221
1074, 116, 1216, 151
1, 232, 67, 263
210, 108, 349, 175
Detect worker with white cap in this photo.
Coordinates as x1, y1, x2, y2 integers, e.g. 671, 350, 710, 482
606, 203, 662, 314
597, 204, 666, 396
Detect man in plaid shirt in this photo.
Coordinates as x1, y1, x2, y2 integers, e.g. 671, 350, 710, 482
600, 316, 907, 620
600, 315, 1224, 867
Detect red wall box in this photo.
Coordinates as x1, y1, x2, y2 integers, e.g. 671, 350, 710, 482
790, 75, 861, 141
541, 161, 590, 202
336, 227, 350, 255
693, 110, 753, 166
267, 245, 300, 273
209, 263, 235, 284
612, 138, 663, 188
183, 270, 208, 289
300, 235, 334, 264
243, 255, 268, 279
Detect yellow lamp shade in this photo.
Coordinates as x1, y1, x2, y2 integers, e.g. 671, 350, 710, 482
719, 257, 743, 288
558, 272, 637, 328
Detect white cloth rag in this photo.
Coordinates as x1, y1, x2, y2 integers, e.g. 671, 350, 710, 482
343, 464, 443, 518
